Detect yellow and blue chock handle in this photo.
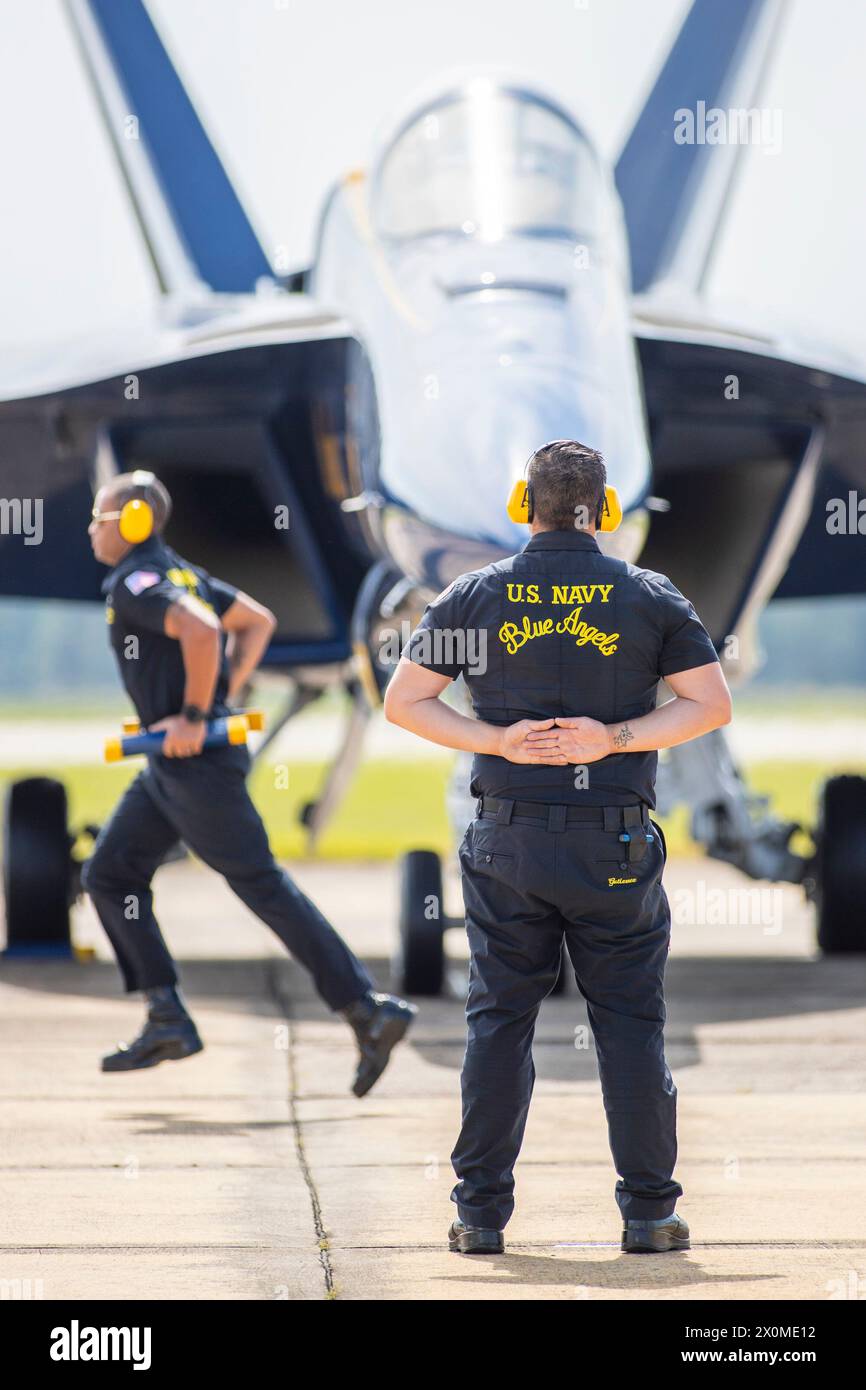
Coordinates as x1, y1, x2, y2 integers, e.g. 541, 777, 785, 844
105, 713, 253, 763
119, 709, 265, 736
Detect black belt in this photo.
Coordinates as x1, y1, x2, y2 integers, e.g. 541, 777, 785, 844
476, 796, 653, 858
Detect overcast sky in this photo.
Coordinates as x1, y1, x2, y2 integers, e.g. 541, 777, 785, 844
1, 0, 864, 364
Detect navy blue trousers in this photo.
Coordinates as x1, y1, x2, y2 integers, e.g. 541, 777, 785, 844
453, 808, 681, 1228
81, 744, 372, 1011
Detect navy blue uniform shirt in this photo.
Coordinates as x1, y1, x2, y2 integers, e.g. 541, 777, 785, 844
102, 536, 238, 729
403, 529, 719, 808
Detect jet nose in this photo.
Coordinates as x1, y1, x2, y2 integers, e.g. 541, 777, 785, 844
395, 359, 649, 549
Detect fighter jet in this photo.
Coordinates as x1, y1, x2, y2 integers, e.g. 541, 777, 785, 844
1, 0, 864, 980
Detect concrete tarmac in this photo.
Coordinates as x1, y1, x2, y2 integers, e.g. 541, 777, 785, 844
1, 855, 865, 1302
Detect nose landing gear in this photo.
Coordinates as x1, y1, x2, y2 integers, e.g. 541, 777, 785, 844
392, 847, 570, 997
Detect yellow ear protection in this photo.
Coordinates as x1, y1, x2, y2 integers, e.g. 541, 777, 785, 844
505, 458, 622, 532
506, 477, 533, 525
118, 470, 156, 544
596, 484, 623, 533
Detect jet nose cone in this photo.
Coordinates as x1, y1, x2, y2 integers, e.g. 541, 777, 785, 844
396, 359, 644, 547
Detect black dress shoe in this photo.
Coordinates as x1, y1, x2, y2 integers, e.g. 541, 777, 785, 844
448, 1220, 505, 1255
342, 991, 417, 1097
621, 1212, 690, 1254
102, 986, 203, 1072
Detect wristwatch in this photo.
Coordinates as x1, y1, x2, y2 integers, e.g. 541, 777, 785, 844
182, 703, 207, 723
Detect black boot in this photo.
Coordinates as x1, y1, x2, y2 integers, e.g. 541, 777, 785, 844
341, 991, 417, 1097
621, 1212, 690, 1254
101, 985, 203, 1073
448, 1220, 505, 1255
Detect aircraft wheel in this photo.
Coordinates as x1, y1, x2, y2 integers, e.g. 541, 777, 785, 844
815, 774, 866, 953
3, 777, 73, 950
393, 849, 445, 995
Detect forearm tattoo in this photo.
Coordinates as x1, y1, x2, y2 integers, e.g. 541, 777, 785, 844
613, 722, 634, 750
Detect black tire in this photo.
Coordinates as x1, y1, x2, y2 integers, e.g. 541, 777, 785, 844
3, 777, 72, 950
393, 849, 446, 995
815, 774, 866, 953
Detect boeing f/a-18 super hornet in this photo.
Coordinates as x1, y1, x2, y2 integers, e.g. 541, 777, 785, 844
1, 0, 864, 985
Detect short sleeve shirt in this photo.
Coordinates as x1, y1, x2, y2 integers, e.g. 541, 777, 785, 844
102, 536, 238, 727
402, 529, 718, 808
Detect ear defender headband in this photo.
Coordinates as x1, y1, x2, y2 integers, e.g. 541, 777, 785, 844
506, 458, 622, 532
118, 469, 156, 544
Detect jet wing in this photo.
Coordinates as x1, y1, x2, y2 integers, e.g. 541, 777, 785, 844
615, 0, 787, 295
618, 0, 864, 612
63, 0, 272, 294
0, 301, 378, 668
632, 304, 866, 625
1, 2, 375, 669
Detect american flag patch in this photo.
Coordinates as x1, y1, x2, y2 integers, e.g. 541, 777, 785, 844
125, 570, 161, 596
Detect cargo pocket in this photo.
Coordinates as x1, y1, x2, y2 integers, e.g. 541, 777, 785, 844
590, 824, 663, 892
650, 819, 668, 864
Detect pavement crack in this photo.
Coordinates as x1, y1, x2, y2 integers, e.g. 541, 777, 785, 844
267, 961, 336, 1300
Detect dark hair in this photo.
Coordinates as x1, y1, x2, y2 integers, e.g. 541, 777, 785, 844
105, 471, 172, 533
527, 440, 606, 530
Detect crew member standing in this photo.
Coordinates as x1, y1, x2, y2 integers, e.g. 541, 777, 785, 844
385, 440, 731, 1254
84, 469, 415, 1094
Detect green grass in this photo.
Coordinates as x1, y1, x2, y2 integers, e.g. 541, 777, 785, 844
0, 696, 130, 721
0, 759, 454, 862
2, 755, 863, 863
